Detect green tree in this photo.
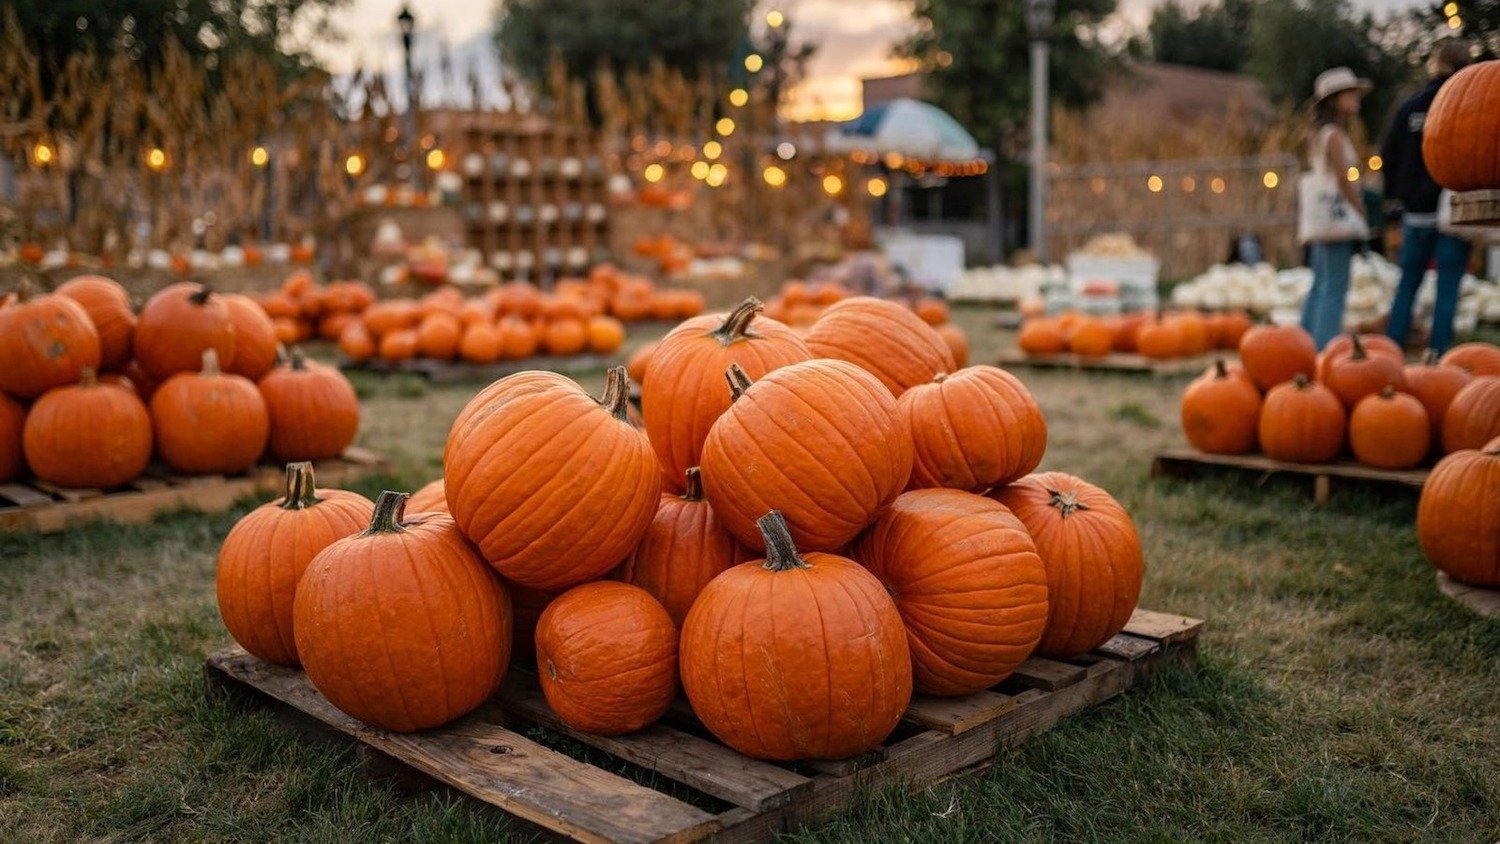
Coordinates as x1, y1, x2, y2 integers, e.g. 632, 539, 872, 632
1414, 1, 1500, 56
1147, 0, 1254, 72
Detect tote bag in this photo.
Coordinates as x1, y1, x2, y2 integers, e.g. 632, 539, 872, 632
1298, 126, 1370, 245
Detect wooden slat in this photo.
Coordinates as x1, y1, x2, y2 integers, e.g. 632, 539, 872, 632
206, 647, 718, 844
1436, 571, 1500, 619
997, 349, 1223, 377
126, 478, 170, 493
1094, 633, 1162, 661
496, 675, 813, 811
30, 480, 104, 502
340, 446, 383, 466
0, 483, 56, 507
663, 698, 884, 778
1123, 609, 1204, 644
903, 690, 1016, 735
1009, 657, 1089, 691
1152, 448, 1427, 489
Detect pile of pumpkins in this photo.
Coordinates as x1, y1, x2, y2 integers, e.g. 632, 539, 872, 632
249, 272, 377, 347
0, 276, 359, 489
1180, 328, 1500, 471
1019, 310, 1251, 359
216, 295, 1144, 763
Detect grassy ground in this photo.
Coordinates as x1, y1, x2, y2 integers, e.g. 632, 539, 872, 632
3, 307, 1497, 842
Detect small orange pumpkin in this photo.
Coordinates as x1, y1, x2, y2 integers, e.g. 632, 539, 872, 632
1136, 314, 1186, 360
1417, 437, 1500, 586
407, 478, 448, 513
1180, 358, 1262, 455
338, 322, 377, 363
134, 282, 236, 381
1349, 387, 1429, 470
257, 349, 360, 461
150, 350, 269, 474
1019, 318, 1068, 356
1068, 318, 1114, 357
1440, 342, 1500, 376
458, 322, 504, 365
415, 312, 463, 360
23, 368, 152, 488
1442, 377, 1500, 454
221, 292, 280, 381
379, 329, 418, 361
1258, 374, 1346, 463
55, 275, 135, 372
586, 315, 626, 354
899, 366, 1047, 491
1404, 351, 1472, 451
936, 323, 970, 368
805, 296, 956, 396
0, 282, 102, 398
1239, 324, 1316, 390
497, 316, 539, 359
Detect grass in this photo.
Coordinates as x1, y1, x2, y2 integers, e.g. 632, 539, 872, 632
3, 307, 1498, 842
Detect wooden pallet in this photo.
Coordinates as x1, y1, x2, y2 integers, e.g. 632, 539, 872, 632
1151, 447, 1427, 505
1436, 571, 1500, 619
997, 349, 1226, 377
1449, 190, 1500, 226
203, 608, 1202, 844
0, 447, 385, 534
342, 353, 628, 384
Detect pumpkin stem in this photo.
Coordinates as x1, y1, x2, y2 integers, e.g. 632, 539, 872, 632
15, 279, 32, 302
363, 490, 409, 534
201, 348, 221, 377
1421, 348, 1439, 366
275, 344, 289, 366
279, 461, 321, 510
78, 366, 97, 387
682, 467, 704, 501
1292, 373, 1311, 390
189, 285, 214, 306
597, 366, 631, 420
1214, 358, 1229, 379
933, 372, 950, 384
711, 297, 763, 346
725, 363, 754, 401
1348, 333, 1367, 360
1045, 487, 1092, 517
1379, 384, 1396, 399
288, 347, 307, 371
1486, 443, 1500, 457
757, 510, 810, 572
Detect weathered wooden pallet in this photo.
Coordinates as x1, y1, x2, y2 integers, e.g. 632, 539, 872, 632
341, 353, 628, 384
0, 447, 385, 534
1449, 189, 1500, 226
203, 608, 1202, 844
997, 349, 1228, 377
1435, 571, 1500, 619
1151, 447, 1427, 506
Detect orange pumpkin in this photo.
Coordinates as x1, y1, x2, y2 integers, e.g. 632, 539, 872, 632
1316, 333, 1404, 380
294, 491, 512, 732
1216, 311, 1253, 349
318, 312, 355, 342
1114, 313, 1147, 353
542, 318, 588, 356
852, 489, 1048, 696
990, 473, 1143, 658
679, 510, 912, 761
379, 328, 419, 362
497, 316, 539, 359
1422, 61, 1500, 191
1417, 437, 1500, 586
221, 293, 280, 381
55, 275, 134, 372
805, 296, 956, 396
338, 322, 377, 363
415, 312, 462, 360
899, 366, 1046, 491
362, 300, 420, 337
458, 322, 504, 365
1442, 377, 1500, 454
1321, 334, 1407, 408
1068, 318, 1114, 357
1238, 324, 1317, 390
134, 283, 236, 381
1258, 375, 1346, 463
1167, 313, 1210, 356
0, 392, 25, 482
23, 368, 152, 488
150, 350, 269, 474
507, 581, 557, 665
1440, 342, 1500, 376
913, 297, 950, 325
1180, 359, 1262, 455
936, 323, 970, 368
1404, 351, 1473, 450
535, 582, 678, 735
0, 282, 102, 398
257, 350, 360, 461
626, 340, 658, 385
1349, 387, 1429, 470
215, 462, 374, 666
1136, 315, 1185, 360
407, 478, 448, 513
271, 317, 301, 345
586, 315, 626, 354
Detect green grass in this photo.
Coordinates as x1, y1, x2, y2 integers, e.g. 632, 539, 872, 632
2, 309, 1497, 841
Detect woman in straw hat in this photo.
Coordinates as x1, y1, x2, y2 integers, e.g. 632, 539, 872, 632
1298, 67, 1371, 349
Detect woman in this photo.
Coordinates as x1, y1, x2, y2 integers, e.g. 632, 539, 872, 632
1299, 67, 1371, 349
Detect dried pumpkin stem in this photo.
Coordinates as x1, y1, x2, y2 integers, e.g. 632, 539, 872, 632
189, 285, 214, 306
711, 297, 763, 346
279, 462, 321, 510
1293, 373, 1311, 389
15, 279, 32, 302
757, 510, 810, 571
202, 348, 221, 377
364, 490, 409, 534
682, 467, 704, 501
289, 347, 307, 371
1214, 358, 1229, 379
1046, 487, 1091, 517
1421, 348, 1439, 366
598, 366, 631, 420
1379, 384, 1396, 399
78, 366, 97, 387
1348, 333, 1367, 360
725, 363, 754, 401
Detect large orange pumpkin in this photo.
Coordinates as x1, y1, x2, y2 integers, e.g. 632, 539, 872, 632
1258, 375, 1346, 463
0, 392, 25, 482
936, 323, 970, 368
701, 360, 913, 552
1349, 387, 1429, 470
55, 275, 134, 372
1421, 61, 1500, 191
407, 478, 448, 513
221, 293, 280, 380
642, 298, 811, 493
1417, 437, 1500, 586
1239, 324, 1316, 390
899, 366, 1046, 491
851, 489, 1048, 697
22, 368, 151, 488
150, 350, 269, 474
534, 582, 678, 735
1442, 376, 1500, 454
257, 350, 360, 461
1320, 334, 1406, 408
1440, 342, 1500, 376
134, 283, 236, 380
1404, 351, 1472, 451
445, 367, 661, 591
508, 581, 558, 665
294, 491, 512, 732
805, 296, 956, 396
679, 510, 912, 761
0, 282, 102, 398
215, 462, 374, 666
614, 467, 748, 626
1180, 358, 1262, 455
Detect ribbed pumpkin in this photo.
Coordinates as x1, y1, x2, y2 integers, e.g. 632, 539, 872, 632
990, 473, 1143, 658
134, 282, 236, 380
445, 367, 661, 591
899, 366, 1046, 491
1238, 324, 1316, 390
1404, 351, 1473, 450
1181, 359, 1262, 455
535, 582, 678, 735
626, 340, 657, 384
1349, 387, 1429, 470
508, 581, 557, 664
642, 298, 811, 493
805, 296, 956, 396
1417, 437, 1500, 586
408, 478, 448, 513
257, 349, 360, 461
55, 275, 134, 371
23, 368, 151, 488
680, 511, 912, 761
221, 293, 280, 380
294, 492, 512, 732
851, 489, 1049, 697
914, 297, 949, 326
1442, 377, 1500, 454
215, 462, 374, 666
936, 323, 970, 368
701, 360, 913, 551
0, 282, 102, 398
614, 467, 748, 626
1440, 342, 1500, 376
1320, 334, 1406, 408
459, 322, 504, 364
1421, 61, 1500, 191
0, 392, 24, 482
1258, 375, 1346, 463
1315, 333, 1404, 381
150, 350, 269, 474
1019, 319, 1068, 355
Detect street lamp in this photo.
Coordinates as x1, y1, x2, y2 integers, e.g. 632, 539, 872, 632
1025, 0, 1055, 261
397, 4, 417, 186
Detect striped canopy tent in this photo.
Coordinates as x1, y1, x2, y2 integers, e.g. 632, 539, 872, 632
825, 98, 983, 164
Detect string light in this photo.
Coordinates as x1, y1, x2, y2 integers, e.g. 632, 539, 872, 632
716, 118, 736, 136
1448, 14, 1463, 28
1368, 155, 1383, 171
32, 142, 54, 166
643, 163, 665, 183
653, 140, 674, 157
1262, 171, 1279, 189
691, 161, 710, 180
1181, 176, 1196, 193
729, 88, 749, 108
884, 152, 905, 169
744, 54, 764, 73
822, 174, 844, 196
766, 9, 785, 27
703, 140, 723, 160
1210, 177, 1227, 194
343, 153, 364, 176
249, 146, 269, 167
706, 163, 728, 187
776, 142, 796, 160
1346, 166, 1360, 182
1147, 175, 1164, 193
867, 177, 888, 198
763, 165, 787, 187
1444, 1, 1458, 14
425, 148, 446, 170
146, 147, 168, 171
1090, 178, 1105, 195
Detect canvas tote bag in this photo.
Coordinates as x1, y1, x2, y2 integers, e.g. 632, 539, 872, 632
1298, 126, 1370, 244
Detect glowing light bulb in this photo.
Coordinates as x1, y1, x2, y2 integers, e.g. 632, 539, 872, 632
867, 177, 888, 198
643, 163, 665, 183
249, 146, 269, 167
822, 174, 844, 196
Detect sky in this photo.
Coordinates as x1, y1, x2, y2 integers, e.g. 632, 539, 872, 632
315, 0, 1428, 120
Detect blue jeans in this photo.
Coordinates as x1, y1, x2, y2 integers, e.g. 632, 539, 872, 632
1302, 241, 1355, 349
1387, 223, 1471, 353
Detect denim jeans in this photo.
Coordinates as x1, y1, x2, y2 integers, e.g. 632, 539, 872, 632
1386, 223, 1472, 353
1302, 241, 1355, 349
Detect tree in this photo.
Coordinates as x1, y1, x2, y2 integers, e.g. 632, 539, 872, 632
1412, 1, 1500, 57
1147, 0, 1254, 72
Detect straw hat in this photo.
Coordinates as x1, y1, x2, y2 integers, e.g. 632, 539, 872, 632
1310, 67, 1372, 105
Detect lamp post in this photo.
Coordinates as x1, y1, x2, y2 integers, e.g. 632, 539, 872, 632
397, 4, 417, 186
1025, 0, 1054, 262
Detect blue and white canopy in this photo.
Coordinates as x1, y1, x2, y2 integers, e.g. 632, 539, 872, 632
826, 98, 982, 163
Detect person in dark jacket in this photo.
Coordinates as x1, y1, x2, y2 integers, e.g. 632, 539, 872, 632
1382, 39, 1473, 353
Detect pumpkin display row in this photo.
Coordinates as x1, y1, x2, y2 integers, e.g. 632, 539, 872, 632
1019, 310, 1251, 359
216, 296, 1145, 764
1182, 327, 1500, 469
755, 278, 971, 367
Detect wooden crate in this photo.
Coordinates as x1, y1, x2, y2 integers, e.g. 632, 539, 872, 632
203, 608, 1202, 844
0, 448, 385, 534
997, 349, 1226, 377
341, 353, 628, 384
1436, 572, 1500, 619
1151, 447, 1427, 505
1448, 190, 1500, 226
